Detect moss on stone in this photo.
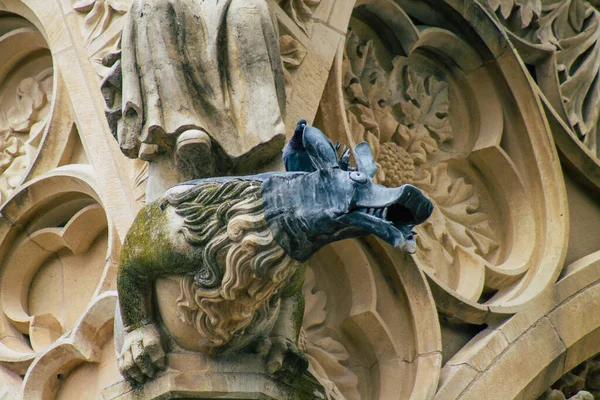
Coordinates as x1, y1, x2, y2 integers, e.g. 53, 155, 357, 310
117, 201, 191, 329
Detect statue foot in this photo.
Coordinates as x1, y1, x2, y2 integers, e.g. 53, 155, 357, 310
265, 336, 309, 380
118, 323, 166, 384
174, 129, 214, 178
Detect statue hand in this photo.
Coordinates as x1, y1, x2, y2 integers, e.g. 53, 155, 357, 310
265, 335, 308, 378
118, 323, 166, 384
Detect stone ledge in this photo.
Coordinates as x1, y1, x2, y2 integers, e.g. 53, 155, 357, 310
101, 353, 326, 400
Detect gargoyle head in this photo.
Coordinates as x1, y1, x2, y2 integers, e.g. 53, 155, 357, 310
262, 125, 434, 261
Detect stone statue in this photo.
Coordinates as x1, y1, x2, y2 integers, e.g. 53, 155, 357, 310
101, 0, 287, 197
115, 123, 434, 384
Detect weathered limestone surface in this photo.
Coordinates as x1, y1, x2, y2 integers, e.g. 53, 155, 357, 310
0, 0, 599, 399
102, 353, 326, 400
101, 0, 289, 199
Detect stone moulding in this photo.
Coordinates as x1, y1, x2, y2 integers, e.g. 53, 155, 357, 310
436, 250, 600, 399
21, 292, 117, 400
0, 165, 120, 380
102, 353, 326, 400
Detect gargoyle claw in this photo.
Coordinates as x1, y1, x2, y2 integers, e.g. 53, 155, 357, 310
118, 324, 166, 384
266, 336, 308, 378
251, 336, 272, 357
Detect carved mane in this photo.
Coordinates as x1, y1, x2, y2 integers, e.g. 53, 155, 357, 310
161, 180, 301, 350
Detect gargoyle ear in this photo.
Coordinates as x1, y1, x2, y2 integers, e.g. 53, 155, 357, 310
354, 142, 377, 178
302, 125, 338, 170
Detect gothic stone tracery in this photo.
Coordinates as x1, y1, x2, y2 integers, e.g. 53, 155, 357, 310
0, 0, 599, 399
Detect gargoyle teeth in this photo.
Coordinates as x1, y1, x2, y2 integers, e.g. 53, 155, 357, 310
357, 206, 389, 220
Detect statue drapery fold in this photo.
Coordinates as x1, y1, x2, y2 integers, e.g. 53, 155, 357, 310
102, 0, 287, 170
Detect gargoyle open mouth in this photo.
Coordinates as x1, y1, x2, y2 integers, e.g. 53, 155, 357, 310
355, 185, 432, 227
356, 203, 416, 228
343, 185, 433, 251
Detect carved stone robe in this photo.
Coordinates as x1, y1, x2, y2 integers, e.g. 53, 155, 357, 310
103, 0, 286, 169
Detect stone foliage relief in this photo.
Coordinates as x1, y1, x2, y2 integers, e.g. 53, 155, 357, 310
343, 30, 500, 286
0, 15, 55, 206
299, 266, 360, 400
73, 0, 129, 44
0, 69, 53, 204
321, 0, 568, 323
342, 24, 501, 305
539, 352, 600, 399
484, 0, 600, 158
73, 0, 130, 79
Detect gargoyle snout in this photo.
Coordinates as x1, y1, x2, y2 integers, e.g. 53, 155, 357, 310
354, 184, 433, 227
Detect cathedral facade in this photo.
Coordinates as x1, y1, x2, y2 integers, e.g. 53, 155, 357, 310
0, 0, 599, 399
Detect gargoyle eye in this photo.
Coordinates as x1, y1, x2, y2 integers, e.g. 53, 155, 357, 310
350, 171, 368, 184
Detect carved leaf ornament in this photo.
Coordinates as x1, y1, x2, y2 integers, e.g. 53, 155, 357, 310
74, 0, 129, 44
486, 0, 543, 27
485, 0, 600, 158
329, 0, 567, 320
343, 29, 501, 303
539, 352, 600, 399
73, 0, 130, 79
300, 267, 360, 400
539, 0, 600, 156
279, 0, 322, 34
413, 165, 500, 266
0, 70, 53, 204
0, 16, 57, 206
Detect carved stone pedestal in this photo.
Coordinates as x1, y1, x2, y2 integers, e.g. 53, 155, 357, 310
101, 353, 326, 400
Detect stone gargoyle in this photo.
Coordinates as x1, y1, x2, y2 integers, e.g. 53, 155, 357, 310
116, 122, 434, 384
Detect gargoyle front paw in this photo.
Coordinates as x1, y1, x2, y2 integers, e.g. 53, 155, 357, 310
266, 336, 309, 378
251, 336, 272, 356
118, 323, 166, 384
